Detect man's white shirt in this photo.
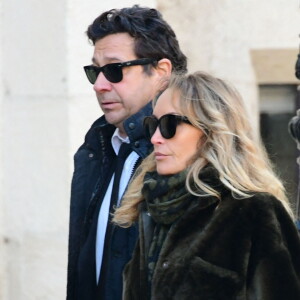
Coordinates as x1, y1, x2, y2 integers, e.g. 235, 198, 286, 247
95, 128, 139, 282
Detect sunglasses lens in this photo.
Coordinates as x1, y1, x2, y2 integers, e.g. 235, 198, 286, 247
160, 115, 177, 139
103, 65, 123, 83
84, 67, 98, 84
144, 115, 179, 140
84, 65, 123, 84
84, 59, 156, 84
144, 117, 158, 140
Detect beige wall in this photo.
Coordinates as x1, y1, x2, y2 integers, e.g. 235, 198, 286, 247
1, 0, 69, 299
0, 0, 4, 296
0, 0, 299, 299
158, 0, 300, 125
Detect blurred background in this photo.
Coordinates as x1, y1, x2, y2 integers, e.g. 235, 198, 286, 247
0, 0, 299, 299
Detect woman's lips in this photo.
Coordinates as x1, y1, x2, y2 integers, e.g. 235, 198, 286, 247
154, 152, 168, 160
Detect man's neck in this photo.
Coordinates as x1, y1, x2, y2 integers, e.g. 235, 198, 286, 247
117, 125, 127, 138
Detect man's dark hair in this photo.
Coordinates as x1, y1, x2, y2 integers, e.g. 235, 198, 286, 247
86, 5, 187, 73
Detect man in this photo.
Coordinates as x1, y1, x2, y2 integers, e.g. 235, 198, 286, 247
67, 5, 187, 300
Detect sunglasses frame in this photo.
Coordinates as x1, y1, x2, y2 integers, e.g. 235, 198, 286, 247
143, 114, 191, 140
83, 58, 156, 84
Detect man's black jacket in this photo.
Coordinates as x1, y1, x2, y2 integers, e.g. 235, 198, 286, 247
66, 102, 153, 300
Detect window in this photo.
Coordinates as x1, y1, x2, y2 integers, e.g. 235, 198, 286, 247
259, 85, 299, 210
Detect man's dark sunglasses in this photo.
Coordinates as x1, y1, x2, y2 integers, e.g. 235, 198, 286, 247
83, 58, 156, 84
143, 114, 191, 140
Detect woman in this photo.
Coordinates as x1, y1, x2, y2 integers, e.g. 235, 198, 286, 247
113, 72, 300, 300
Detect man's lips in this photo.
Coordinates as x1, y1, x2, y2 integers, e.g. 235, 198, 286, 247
100, 101, 121, 109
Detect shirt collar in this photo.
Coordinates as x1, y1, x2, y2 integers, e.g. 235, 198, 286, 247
111, 128, 130, 155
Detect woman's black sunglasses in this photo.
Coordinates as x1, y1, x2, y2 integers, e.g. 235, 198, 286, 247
143, 114, 191, 140
83, 58, 156, 84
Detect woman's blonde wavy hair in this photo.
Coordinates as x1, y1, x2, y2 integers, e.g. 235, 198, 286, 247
113, 71, 293, 227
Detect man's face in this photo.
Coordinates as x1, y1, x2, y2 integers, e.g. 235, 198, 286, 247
91, 33, 162, 136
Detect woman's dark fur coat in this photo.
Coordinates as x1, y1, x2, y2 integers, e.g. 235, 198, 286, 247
122, 174, 300, 299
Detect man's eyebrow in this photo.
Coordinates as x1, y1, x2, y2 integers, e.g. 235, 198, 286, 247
91, 57, 122, 65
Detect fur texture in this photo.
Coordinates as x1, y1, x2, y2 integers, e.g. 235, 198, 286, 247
123, 186, 300, 300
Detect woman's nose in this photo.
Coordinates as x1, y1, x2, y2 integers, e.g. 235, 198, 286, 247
150, 127, 164, 145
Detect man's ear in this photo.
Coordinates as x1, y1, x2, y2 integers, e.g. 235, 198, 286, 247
155, 58, 172, 78
153, 58, 172, 91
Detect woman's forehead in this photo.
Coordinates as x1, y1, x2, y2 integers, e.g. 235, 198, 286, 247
153, 89, 183, 116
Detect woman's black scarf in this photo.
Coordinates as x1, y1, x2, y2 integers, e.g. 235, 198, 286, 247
142, 169, 194, 283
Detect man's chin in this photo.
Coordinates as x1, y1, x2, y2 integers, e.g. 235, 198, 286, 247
105, 115, 124, 129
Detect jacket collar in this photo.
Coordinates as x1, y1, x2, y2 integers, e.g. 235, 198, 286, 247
123, 101, 153, 158
86, 101, 153, 158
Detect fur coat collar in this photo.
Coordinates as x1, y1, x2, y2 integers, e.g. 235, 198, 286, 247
122, 167, 300, 300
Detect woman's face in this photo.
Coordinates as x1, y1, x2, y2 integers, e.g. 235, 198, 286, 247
150, 88, 204, 175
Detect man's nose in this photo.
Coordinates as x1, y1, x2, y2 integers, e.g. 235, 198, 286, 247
93, 72, 112, 93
